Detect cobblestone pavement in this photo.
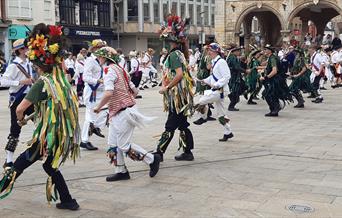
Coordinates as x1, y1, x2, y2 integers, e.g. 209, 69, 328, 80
0, 87, 341, 218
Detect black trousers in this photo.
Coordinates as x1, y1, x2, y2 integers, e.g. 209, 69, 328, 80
228, 93, 240, 109
13, 142, 73, 203
265, 95, 280, 112
131, 71, 142, 88
164, 109, 193, 152
9, 95, 34, 138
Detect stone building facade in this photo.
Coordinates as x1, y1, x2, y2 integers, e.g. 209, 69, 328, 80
215, 0, 342, 47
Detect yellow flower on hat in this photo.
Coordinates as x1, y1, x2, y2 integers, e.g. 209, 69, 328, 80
33, 34, 47, 48
48, 43, 59, 54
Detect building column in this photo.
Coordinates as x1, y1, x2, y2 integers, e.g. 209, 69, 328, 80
177, 0, 181, 16
123, 0, 128, 22
110, 0, 115, 28
168, 0, 172, 13
138, 0, 144, 32
185, 0, 189, 18
159, 0, 163, 23
150, 0, 154, 23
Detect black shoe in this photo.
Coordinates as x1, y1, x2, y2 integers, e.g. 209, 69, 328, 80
78, 104, 86, 108
312, 98, 323, 103
3, 161, 13, 169
151, 83, 157, 88
294, 104, 304, 108
158, 82, 162, 86
206, 116, 216, 121
193, 118, 207, 125
174, 152, 194, 161
135, 95, 142, 99
143, 85, 149, 89
247, 100, 257, 105
331, 85, 338, 89
80, 142, 98, 150
243, 93, 248, 100
307, 94, 316, 98
265, 112, 278, 117
320, 87, 327, 90
92, 128, 105, 138
106, 171, 130, 182
228, 107, 239, 111
139, 87, 144, 90
56, 199, 80, 211
149, 154, 161, 177
219, 133, 234, 142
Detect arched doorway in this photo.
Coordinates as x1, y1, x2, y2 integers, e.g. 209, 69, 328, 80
235, 4, 285, 48
288, 1, 342, 43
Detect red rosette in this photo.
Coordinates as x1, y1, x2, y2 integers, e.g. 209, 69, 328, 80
49, 25, 62, 36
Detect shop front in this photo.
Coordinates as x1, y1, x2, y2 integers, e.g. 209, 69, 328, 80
62, 26, 115, 54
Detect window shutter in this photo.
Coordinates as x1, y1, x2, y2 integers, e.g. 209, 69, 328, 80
20, 0, 31, 18
8, 0, 20, 18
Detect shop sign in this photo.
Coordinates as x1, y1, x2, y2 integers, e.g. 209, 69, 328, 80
8, 25, 32, 40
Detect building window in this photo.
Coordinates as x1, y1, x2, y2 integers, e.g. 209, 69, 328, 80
189, 4, 193, 24
97, 0, 110, 27
180, 3, 185, 18
204, 6, 208, 26
8, 0, 32, 19
143, 0, 149, 21
196, 4, 201, 25
80, 0, 94, 26
211, 7, 214, 26
128, 0, 138, 21
59, 0, 75, 25
171, 2, 177, 14
153, 0, 159, 23
44, 0, 52, 20
163, 1, 169, 19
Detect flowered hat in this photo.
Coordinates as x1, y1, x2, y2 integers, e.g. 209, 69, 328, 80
88, 39, 107, 51
158, 15, 191, 43
27, 25, 64, 66
93, 46, 120, 64
264, 44, 275, 52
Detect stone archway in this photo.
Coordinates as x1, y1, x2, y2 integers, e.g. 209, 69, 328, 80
288, 1, 342, 39
234, 3, 286, 48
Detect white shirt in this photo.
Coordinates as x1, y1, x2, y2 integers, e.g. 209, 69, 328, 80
203, 55, 230, 92
189, 54, 196, 67
118, 54, 127, 72
194, 51, 201, 61
331, 50, 342, 64
142, 53, 152, 68
129, 58, 139, 75
74, 59, 85, 83
104, 64, 136, 91
1, 56, 32, 94
83, 54, 104, 91
311, 51, 324, 72
65, 58, 75, 69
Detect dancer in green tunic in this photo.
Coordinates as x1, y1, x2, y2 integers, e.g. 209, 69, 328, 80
246, 49, 262, 105
288, 47, 314, 108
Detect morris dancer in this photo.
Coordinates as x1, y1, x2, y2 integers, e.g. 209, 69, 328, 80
0, 23, 80, 210
259, 44, 292, 117
193, 43, 233, 142
246, 48, 262, 105
93, 47, 161, 181
0, 39, 34, 168
308, 45, 324, 103
288, 47, 313, 108
226, 44, 247, 111
154, 15, 195, 161
81, 39, 108, 150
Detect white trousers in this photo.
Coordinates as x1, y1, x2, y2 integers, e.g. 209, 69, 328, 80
81, 86, 107, 143
197, 90, 232, 135
108, 106, 154, 173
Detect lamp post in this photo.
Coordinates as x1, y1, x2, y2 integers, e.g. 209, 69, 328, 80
113, 0, 122, 48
